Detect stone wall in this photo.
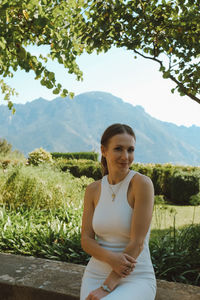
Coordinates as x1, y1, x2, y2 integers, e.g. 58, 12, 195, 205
0, 253, 199, 300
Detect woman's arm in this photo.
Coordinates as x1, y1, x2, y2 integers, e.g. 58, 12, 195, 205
81, 181, 113, 264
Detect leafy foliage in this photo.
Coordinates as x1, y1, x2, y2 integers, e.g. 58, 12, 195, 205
54, 159, 200, 204
79, 0, 200, 104
0, 162, 200, 285
0, 0, 84, 110
189, 192, 200, 206
1, 1, 200, 109
170, 171, 200, 204
28, 147, 53, 165
51, 151, 99, 161
0, 164, 93, 209
150, 224, 200, 286
0, 138, 12, 155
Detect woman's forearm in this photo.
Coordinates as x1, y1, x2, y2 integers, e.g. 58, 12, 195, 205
103, 270, 121, 291
102, 241, 143, 292
123, 240, 144, 260
81, 237, 113, 265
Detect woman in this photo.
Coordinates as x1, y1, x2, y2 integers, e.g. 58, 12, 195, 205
80, 123, 156, 300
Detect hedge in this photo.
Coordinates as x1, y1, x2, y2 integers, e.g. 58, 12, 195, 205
51, 152, 98, 161
170, 171, 200, 204
54, 159, 200, 205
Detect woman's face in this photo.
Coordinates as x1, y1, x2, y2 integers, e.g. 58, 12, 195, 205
101, 133, 136, 174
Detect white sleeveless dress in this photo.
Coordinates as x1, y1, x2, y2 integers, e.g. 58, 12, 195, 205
80, 170, 156, 300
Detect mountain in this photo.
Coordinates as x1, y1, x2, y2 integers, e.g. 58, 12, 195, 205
0, 91, 200, 165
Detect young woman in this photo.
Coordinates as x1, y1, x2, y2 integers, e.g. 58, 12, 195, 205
80, 123, 156, 300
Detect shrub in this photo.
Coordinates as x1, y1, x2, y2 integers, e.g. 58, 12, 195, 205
54, 159, 102, 180
28, 148, 53, 166
0, 164, 93, 209
189, 192, 200, 206
51, 152, 99, 161
0, 138, 12, 155
150, 224, 200, 286
54, 159, 200, 204
170, 171, 200, 204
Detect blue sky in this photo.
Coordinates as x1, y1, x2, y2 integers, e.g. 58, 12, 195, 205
1, 46, 200, 127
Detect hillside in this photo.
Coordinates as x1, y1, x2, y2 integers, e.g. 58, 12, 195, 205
0, 91, 200, 165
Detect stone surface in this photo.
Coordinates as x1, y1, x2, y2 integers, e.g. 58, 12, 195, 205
0, 253, 200, 300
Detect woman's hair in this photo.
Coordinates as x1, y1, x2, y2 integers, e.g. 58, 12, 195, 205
100, 123, 136, 176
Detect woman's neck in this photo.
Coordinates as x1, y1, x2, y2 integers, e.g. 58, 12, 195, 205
107, 169, 130, 185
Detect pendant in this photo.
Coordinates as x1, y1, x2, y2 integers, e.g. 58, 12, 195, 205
112, 193, 115, 201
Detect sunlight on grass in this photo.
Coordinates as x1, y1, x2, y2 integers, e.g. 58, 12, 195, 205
152, 204, 200, 229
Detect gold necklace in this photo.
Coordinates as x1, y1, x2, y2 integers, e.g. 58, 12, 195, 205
108, 181, 124, 201
107, 171, 130, 201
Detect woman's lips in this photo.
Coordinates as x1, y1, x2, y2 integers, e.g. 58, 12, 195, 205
119, 162, 129, 166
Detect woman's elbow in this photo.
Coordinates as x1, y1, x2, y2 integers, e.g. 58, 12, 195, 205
81, 234, 91, 251
81, 235, 86, 250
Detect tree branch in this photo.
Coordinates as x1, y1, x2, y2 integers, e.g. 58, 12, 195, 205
133, 49, 163, 67
133, 50, 200, 105
169, 74, 200, 104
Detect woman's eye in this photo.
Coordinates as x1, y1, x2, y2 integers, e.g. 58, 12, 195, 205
114, 147, 122, 151
128, 148, 134, 152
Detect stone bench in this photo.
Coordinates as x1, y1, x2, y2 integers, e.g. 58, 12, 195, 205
0, 253, 200, 300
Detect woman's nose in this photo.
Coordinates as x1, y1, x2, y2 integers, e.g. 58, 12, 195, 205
121, 150, 128, 160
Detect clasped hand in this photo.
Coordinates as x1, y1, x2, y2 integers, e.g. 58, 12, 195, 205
86, 253, 137, 299
110, 252, 137, 277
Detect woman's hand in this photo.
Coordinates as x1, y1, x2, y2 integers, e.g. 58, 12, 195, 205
86, 287, 109, 300
109, 252, 137, 277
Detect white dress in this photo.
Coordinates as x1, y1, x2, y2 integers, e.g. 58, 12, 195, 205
80, 170, 156, 300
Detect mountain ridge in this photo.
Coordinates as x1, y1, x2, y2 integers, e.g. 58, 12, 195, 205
0, 91, 200, 165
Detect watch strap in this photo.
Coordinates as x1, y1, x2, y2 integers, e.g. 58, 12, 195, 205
101, 284, 112, 293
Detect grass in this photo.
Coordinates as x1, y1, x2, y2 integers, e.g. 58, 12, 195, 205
152, 204, 200, 230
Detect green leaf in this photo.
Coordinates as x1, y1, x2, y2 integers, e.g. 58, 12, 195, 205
48, 72, 55, 81
53, 88, 60, 94
69, 92, 74, 99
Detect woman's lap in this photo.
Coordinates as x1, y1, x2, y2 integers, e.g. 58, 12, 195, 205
80, 275, 156, 300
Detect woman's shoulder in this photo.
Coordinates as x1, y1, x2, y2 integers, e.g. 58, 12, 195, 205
85, 179, 102, 194
131, 171, 153, 189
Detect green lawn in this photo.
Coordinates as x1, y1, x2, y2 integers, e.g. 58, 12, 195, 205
152, 204, 200, 229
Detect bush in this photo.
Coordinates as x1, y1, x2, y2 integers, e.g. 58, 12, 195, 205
0, 138, 12, 155
189, 192, 200, 206
0, 164, 93, 209
170, 171, 200, 204
28, 148, 53, 166
54, 159, 200, 204
51, 152, 99, 161
54, 159, 102, 180
150, 224, 200, 286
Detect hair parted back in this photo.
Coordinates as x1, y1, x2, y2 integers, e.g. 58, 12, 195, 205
100, 123, 136, 176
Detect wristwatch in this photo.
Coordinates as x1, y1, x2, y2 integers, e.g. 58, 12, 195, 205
101, 284, 112, 293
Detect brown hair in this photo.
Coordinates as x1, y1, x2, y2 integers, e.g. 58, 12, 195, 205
100, 123, 136, 176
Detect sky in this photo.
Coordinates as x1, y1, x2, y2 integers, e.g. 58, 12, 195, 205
1, 46, 200, 128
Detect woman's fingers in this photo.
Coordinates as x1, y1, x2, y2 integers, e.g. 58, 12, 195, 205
123, 253, 137, 263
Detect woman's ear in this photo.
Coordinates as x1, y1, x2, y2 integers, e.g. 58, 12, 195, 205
101, 145, 106, 158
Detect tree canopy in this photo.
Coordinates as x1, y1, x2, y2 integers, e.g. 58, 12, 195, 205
0, 0, 84, 112
80, 0, 200, 104
1, 0, 200, 112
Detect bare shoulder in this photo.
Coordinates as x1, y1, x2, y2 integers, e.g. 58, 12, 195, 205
86, 180, 101, 193
84, 180, 101, 208
131, 172, 154, 192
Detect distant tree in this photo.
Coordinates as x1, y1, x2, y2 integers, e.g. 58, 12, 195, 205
0, 138, 12, 155
1, 0, 200, 110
